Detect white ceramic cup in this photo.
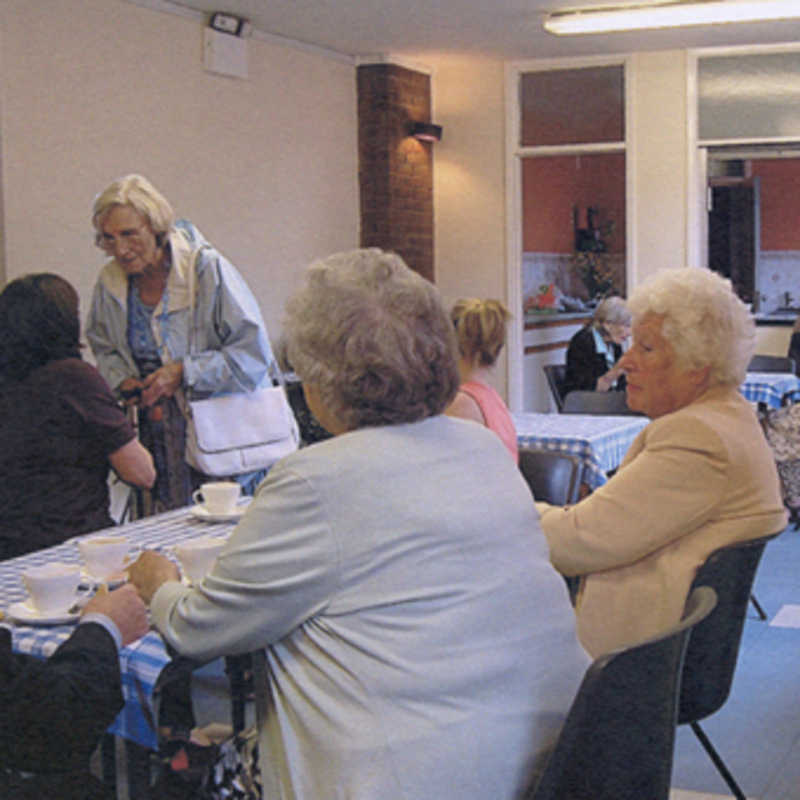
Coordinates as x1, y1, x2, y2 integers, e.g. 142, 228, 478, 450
174, 537, 227, 584
23, 562, 83, 614
77, 535, 131, 579
192, 481, 241, 515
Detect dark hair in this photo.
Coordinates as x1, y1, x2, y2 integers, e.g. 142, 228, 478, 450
0, 273, 81, 382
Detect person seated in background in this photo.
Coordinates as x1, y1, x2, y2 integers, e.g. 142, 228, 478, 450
538, 268, 787, 658
563, 295, 631, 395
0, 274, 155, 560
130, 248, 589, 800
0, 584, 149, 799
445, 298, 518, 462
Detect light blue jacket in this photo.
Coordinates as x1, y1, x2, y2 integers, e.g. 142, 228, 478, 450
86, 219, 274, 398
151, 416, 590, 799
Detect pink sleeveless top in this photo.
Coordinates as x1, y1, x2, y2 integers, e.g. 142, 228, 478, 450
458, 380, 519, 463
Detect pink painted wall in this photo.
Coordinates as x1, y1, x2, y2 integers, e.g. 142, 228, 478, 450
522, 153, 626, 254
751, 159, 800, 250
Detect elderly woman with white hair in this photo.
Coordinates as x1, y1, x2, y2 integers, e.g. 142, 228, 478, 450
86, 174, 276, 510
538, 267, 787, 658
563, 295, 631, 395
130, 248, 589, 800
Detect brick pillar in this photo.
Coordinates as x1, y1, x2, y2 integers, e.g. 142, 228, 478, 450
357, 63, 435, 282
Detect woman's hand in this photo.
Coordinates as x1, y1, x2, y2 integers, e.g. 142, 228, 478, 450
141, 362, 184, 406
597, 363, 625, 392
119, 377, 145, 406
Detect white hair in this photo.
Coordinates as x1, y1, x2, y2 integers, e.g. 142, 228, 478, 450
627, 267, 755, 386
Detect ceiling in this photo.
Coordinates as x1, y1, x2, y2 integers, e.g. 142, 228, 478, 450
139, 0, 800, 62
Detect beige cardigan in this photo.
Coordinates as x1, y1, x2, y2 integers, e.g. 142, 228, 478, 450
538, 385, 787, 657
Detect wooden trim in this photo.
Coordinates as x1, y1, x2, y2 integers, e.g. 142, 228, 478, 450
524, 315, 591, 330
525, 341, 571, 355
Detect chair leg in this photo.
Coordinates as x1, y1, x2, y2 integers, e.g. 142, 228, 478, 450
750, 592, 768, 620
690, 721, 746, 800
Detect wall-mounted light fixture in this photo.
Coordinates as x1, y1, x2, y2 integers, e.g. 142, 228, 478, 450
410, 122, 443, 142
544, 0, 800, 35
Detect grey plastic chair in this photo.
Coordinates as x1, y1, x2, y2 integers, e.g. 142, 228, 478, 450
543, 364, 568, 412
562, 390, 644, 416
527, 586, 718, 800
748, 354, 796, 373
518, 447, 583, 505
678, 532, 780, 800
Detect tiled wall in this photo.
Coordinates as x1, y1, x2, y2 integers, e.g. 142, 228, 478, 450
757, 251, 800, 312
522, 251, 626, 307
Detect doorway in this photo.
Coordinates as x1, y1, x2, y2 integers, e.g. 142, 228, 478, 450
707, 174, 759, 306
705, 148, 800, 315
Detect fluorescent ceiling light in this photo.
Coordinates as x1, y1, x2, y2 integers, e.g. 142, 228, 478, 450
544, 0, 800, 35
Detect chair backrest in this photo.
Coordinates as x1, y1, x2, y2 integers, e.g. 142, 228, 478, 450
527, 586, 718, 800
678, 533, 778, 724
542, 364, 568, 412
748, 354, 796, 373
518, 448, 583, 505
562, 390, 644, 416
788, 333, 800, 377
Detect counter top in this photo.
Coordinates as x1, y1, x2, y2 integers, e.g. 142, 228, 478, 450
524, 311, 591, 327
755, 313, 796, 326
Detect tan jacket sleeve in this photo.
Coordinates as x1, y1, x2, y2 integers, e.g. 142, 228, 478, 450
539, 415, 728, 576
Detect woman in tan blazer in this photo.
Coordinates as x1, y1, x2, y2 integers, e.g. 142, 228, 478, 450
538, 267, 787, 657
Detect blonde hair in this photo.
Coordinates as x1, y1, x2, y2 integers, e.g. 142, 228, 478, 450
92, 174, 175, 247
451, 298, 511, 367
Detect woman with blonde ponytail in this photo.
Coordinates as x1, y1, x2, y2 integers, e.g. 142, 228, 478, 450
446, 298, 518, 462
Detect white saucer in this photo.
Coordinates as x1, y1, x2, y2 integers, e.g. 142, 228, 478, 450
6, 600, 80, 626
189, 500, 249, 522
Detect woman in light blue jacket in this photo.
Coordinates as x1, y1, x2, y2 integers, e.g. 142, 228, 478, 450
87, 174, 275, 510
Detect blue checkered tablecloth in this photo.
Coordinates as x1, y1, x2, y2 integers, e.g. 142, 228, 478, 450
1, 505, 243, 750
740, 372, 800, 409
513, 412, 650, 489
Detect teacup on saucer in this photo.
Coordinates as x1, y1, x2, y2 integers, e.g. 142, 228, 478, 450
22, 562, 82, 615
77, 535, 132, 581
174, 537, 227, 584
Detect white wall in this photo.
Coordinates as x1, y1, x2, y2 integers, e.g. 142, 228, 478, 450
628, 50, 690, 287
0, 0, 359, 344
427, 54, 508, 395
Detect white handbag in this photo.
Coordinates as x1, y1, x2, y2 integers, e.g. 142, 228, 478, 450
183, 249, 299, 476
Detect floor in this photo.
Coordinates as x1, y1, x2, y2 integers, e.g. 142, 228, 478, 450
669, 523, 800, 800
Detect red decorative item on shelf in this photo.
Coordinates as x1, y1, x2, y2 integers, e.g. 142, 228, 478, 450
525, 283, 558, 312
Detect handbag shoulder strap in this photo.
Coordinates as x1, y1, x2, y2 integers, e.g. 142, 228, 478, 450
186, 246, 206, 357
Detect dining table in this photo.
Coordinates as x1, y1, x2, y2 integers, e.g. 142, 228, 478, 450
1, 504, 246, 753
740, 371, 800, 409
513, 411, 650, 489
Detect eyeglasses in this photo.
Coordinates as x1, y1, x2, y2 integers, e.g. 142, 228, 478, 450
96, 225, 150, 252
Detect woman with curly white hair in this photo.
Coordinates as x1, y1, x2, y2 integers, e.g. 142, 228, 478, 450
130, 248, 589, 800
538, 267, 787, 657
